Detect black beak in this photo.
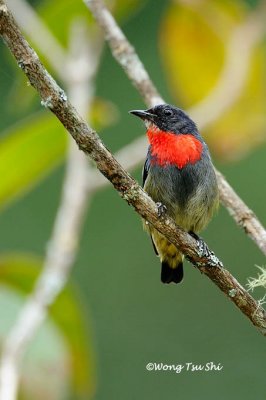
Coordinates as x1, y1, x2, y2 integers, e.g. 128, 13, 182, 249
129, 109, 156, 121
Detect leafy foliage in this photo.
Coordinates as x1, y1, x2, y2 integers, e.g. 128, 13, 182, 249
160, 0, 266, 159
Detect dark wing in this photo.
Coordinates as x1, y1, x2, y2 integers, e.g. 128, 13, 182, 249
142, 153, 159, 256
150, 236, 159, 256
142, 153, 150, 187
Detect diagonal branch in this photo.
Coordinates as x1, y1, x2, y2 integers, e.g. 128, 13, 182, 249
13, 0, 266, 255
0, 1, 265, 337
0, 13, 101, 400
84, 0, 266, 257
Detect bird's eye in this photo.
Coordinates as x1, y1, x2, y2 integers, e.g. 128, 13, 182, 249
164, 109, 173, 117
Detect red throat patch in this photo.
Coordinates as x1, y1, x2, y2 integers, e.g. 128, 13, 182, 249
147, 127, 203, 169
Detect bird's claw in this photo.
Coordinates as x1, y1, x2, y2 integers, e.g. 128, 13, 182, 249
156, 202, 167, 217
190, 232, 209, 256
196, 238, 212, 259
189, 231, 223, 267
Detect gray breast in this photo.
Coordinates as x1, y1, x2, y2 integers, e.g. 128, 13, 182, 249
144, 148, 218, 223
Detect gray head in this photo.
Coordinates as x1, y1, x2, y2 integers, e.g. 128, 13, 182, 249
130, 104, 198, 136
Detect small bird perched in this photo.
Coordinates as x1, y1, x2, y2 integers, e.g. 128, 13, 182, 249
130, 104, 219, 284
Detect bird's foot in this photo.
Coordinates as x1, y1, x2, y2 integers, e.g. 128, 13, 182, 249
189, 232, 210, 257
189, 231, 223, 267
156, 202, 167, 217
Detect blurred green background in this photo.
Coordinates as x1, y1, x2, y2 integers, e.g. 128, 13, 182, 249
0, 0, 265, 399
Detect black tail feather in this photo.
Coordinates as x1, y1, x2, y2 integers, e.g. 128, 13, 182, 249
161, 261, 184, 284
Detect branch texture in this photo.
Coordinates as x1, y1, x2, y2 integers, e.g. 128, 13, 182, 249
0, 1, 265, 336
84, 0, 266, 257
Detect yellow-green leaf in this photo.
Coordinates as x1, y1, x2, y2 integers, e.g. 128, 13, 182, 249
0, 112, 67, 209
205, 45, 266, 160
160, 0, 266, 159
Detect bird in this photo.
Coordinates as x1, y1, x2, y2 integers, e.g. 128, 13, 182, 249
130, 104, 219, 284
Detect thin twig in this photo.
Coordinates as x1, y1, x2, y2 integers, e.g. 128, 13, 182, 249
0, 1, 265, 337
84, 0, 266, 257
83, 0, 163, 108
216, 171, 266, 255
0, 14, 102, 400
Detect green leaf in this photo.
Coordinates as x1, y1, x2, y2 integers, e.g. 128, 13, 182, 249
0, 253, 96, 398
0, 112, 67, 209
